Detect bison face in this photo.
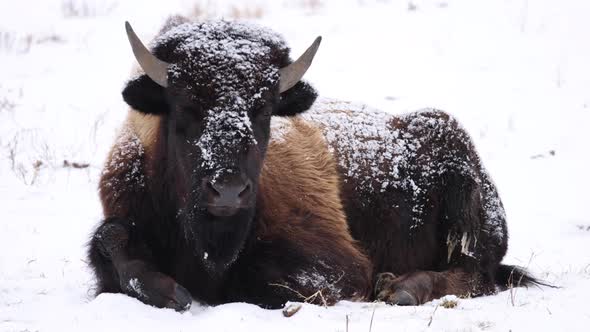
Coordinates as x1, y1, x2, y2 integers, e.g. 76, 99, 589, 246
120, 20, 320, 274
169, 90, 273, 217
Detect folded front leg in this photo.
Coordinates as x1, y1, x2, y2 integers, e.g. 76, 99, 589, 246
88, 218, 192, 311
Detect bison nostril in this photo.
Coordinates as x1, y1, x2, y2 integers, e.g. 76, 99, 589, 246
239, 181, 252, 198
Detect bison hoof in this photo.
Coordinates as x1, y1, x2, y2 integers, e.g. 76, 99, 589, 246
119, 262, 193, 312
374, 272, 397, 295
167, 283, 192, 312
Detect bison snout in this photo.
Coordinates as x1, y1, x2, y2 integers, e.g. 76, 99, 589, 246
205, 177, 253, 217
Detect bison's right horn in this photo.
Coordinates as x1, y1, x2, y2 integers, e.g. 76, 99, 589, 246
279, 36, 322, 93
125, 21, 170, 87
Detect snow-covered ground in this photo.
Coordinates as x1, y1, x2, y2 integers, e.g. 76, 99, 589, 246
1, 0, 589, 331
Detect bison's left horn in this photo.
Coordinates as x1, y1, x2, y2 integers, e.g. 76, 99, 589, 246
279, 36, 322, 93
125, 21, 170, 87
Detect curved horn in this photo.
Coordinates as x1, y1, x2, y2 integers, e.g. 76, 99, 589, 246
279, 36, 322, 93
125, 21, 169, 87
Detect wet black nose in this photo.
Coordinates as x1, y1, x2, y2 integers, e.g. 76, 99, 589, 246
205, 177, 253, 217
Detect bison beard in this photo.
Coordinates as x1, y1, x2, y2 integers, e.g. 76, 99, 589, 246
87, 18, 544, 311
180, 208, 256, 276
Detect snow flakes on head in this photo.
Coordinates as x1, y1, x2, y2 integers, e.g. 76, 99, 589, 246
157, 20, 285, 103
153, 20, 288, 171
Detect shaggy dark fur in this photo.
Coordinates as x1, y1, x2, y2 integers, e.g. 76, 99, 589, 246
88, 18, 541, 311
319, 107, 544, 304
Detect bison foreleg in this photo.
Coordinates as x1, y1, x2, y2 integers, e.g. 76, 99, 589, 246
88, 218, 192, 311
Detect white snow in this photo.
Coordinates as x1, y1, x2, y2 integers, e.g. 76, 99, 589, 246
1, 0, 590, 331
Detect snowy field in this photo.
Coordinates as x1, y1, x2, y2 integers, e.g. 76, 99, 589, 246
1, 0, 589, 331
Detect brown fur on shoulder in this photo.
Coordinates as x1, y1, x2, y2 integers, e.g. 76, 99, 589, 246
126, 109, 161, 154
257, 118, 373, 301
99, 109, 160, 217
259, 118, 347, 236
259, 118, 354, 248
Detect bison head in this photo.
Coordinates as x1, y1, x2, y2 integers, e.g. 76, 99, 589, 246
121, 20, 320, 275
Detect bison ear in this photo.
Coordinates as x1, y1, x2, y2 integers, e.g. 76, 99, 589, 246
273, 81, 317, 116
122, 74, 169, 115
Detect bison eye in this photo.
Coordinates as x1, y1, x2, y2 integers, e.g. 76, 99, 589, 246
255, 105, 272, 118
175, 107, 205, 136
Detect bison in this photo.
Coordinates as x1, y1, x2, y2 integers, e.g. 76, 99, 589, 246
88, 17, 542, 311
